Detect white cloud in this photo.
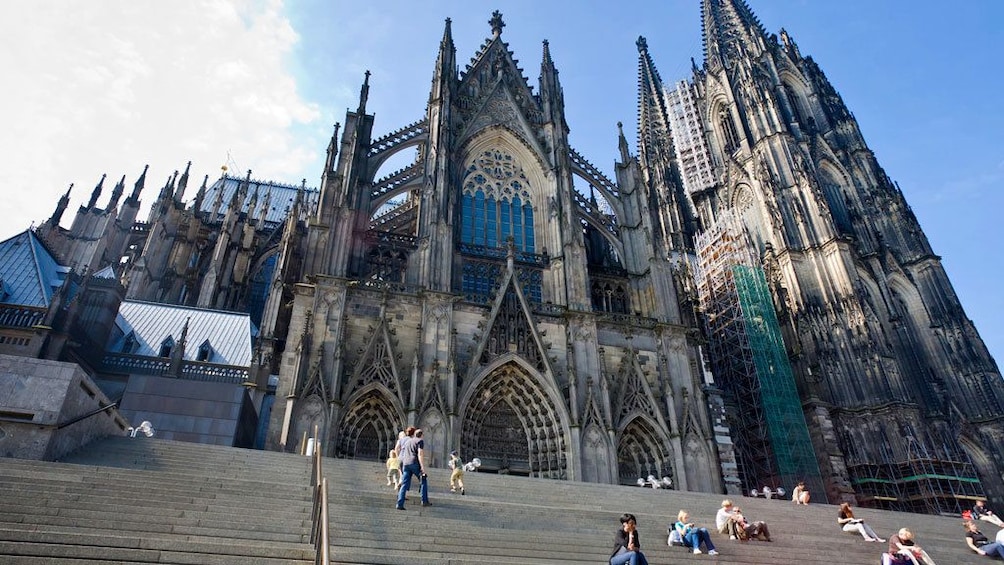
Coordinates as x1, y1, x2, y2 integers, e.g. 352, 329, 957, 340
0, 0, 322, 235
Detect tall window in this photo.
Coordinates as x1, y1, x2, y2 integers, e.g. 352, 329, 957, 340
460, 150, 536, 253
459, 149, 541, 303
719, 108, 740, 154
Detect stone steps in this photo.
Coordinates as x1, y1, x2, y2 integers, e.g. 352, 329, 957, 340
0, 436, 982, 564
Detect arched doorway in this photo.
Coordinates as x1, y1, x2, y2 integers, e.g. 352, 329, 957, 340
460, 362, 567, 479
617, 416, 673, 486
337, 389, 400, 460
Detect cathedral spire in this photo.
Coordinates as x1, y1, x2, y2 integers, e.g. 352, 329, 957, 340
192, 174, 208, 214
87, 174, 106, 209
538, 40, 564, 121
175, 161, 191, 202
489, 10, 505, 38
129, 164, 148, 202
617, 121, 631, 163
49, 183, 72, 226
357, 71, 370, 114
430, 18, 457, 103
635, 36, 693, 253
322, 122, 341, 181
701, 0, 770, 71
159, 171, 178, 201
107, 174, 125, 211
635, 37, 673, 165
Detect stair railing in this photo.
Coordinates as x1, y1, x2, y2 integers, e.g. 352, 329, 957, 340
308, 425, 330, 565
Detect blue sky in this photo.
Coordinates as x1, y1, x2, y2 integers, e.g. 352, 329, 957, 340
2, 0, 1002, 368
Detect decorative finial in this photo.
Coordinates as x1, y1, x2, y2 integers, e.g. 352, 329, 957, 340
489, 10, 505, 38
636, 36, 648, 52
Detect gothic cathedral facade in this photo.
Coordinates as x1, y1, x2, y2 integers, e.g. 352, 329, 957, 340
263, 12, 729, 490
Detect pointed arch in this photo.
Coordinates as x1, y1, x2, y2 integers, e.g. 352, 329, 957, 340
344, 319, 405, 406
336, 388, 402, 460
617, 415, 674, 486
459, 360, 570, 479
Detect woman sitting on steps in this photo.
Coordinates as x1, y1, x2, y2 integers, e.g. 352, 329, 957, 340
837, 502, 885, 542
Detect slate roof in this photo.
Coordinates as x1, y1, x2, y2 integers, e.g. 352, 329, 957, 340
110, 301, 255, 366
0, 230, 69, 307
202, 175, 319, 225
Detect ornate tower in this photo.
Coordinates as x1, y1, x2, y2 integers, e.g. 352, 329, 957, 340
686, 0, 1003, 510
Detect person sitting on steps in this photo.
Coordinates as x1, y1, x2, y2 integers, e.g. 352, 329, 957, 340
610, 513, 649, 565
792, 481, 810, 505
973, 500, 1004, 528
716, 499, 771, 541
964, 519, 1004, 558
675, 509, 718, 555
889, 528, 936, 565
837, 502, 884, 542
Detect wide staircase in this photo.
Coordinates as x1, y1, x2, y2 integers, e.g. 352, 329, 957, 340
0, 437, 982, 564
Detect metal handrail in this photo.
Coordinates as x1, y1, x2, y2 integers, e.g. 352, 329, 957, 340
308, 425, 330, 565
56, 401, 119, 430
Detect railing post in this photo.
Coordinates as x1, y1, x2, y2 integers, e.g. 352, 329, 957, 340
317, 478, 329, 565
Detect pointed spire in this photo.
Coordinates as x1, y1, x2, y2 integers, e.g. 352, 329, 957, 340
489, 10, 505, 38
538, 39, 565, 122
210, 173, 226, 220
635, 36, 673, 164
232, 169, 251, 209
541, 39, 553, 67
323, 122, 341, 174
192, 174, 208, 214
442, 16, 453, 45
159, 171, 178, 200
107, 174, 125, 211
129, 165, 148, 202
175, 160, 191, 202
259, 186, 272, 224
357, 70, 370, 114
87, 174, 106, 209
49, 184, 72, 226
430, 18, 457, 103
701, 0, 769, 70
248, 183, 260, 218
617, 121, 631, 163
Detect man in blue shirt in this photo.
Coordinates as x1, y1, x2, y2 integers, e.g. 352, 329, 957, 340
396, 428, 429, 509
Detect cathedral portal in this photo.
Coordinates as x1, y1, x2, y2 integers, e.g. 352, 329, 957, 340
460, 362, 568, 479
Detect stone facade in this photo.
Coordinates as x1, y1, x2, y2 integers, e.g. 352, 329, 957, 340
678, 0, 1004, 507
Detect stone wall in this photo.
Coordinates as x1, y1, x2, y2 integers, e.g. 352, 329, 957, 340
0, 354, 127, 460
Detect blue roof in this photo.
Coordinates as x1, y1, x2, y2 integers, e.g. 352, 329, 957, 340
0, 230, 69, 307
202, 175, 318, 225
110, 300, 255, 366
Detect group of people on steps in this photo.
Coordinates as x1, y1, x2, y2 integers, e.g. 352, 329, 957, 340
608, 494, 1004, 564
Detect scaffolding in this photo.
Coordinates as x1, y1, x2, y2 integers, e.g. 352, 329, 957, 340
849, 435, 985, 515
695, 211, 823, 498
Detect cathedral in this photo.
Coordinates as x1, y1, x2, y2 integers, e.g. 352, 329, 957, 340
13, 0, 1004, 514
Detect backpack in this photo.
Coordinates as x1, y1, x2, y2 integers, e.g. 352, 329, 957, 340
667, 527, 685, 547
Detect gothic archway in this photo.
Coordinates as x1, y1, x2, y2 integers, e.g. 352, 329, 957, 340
337, 389, 401, 460
460, 362, 567, 478
617, 416, 673, 486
